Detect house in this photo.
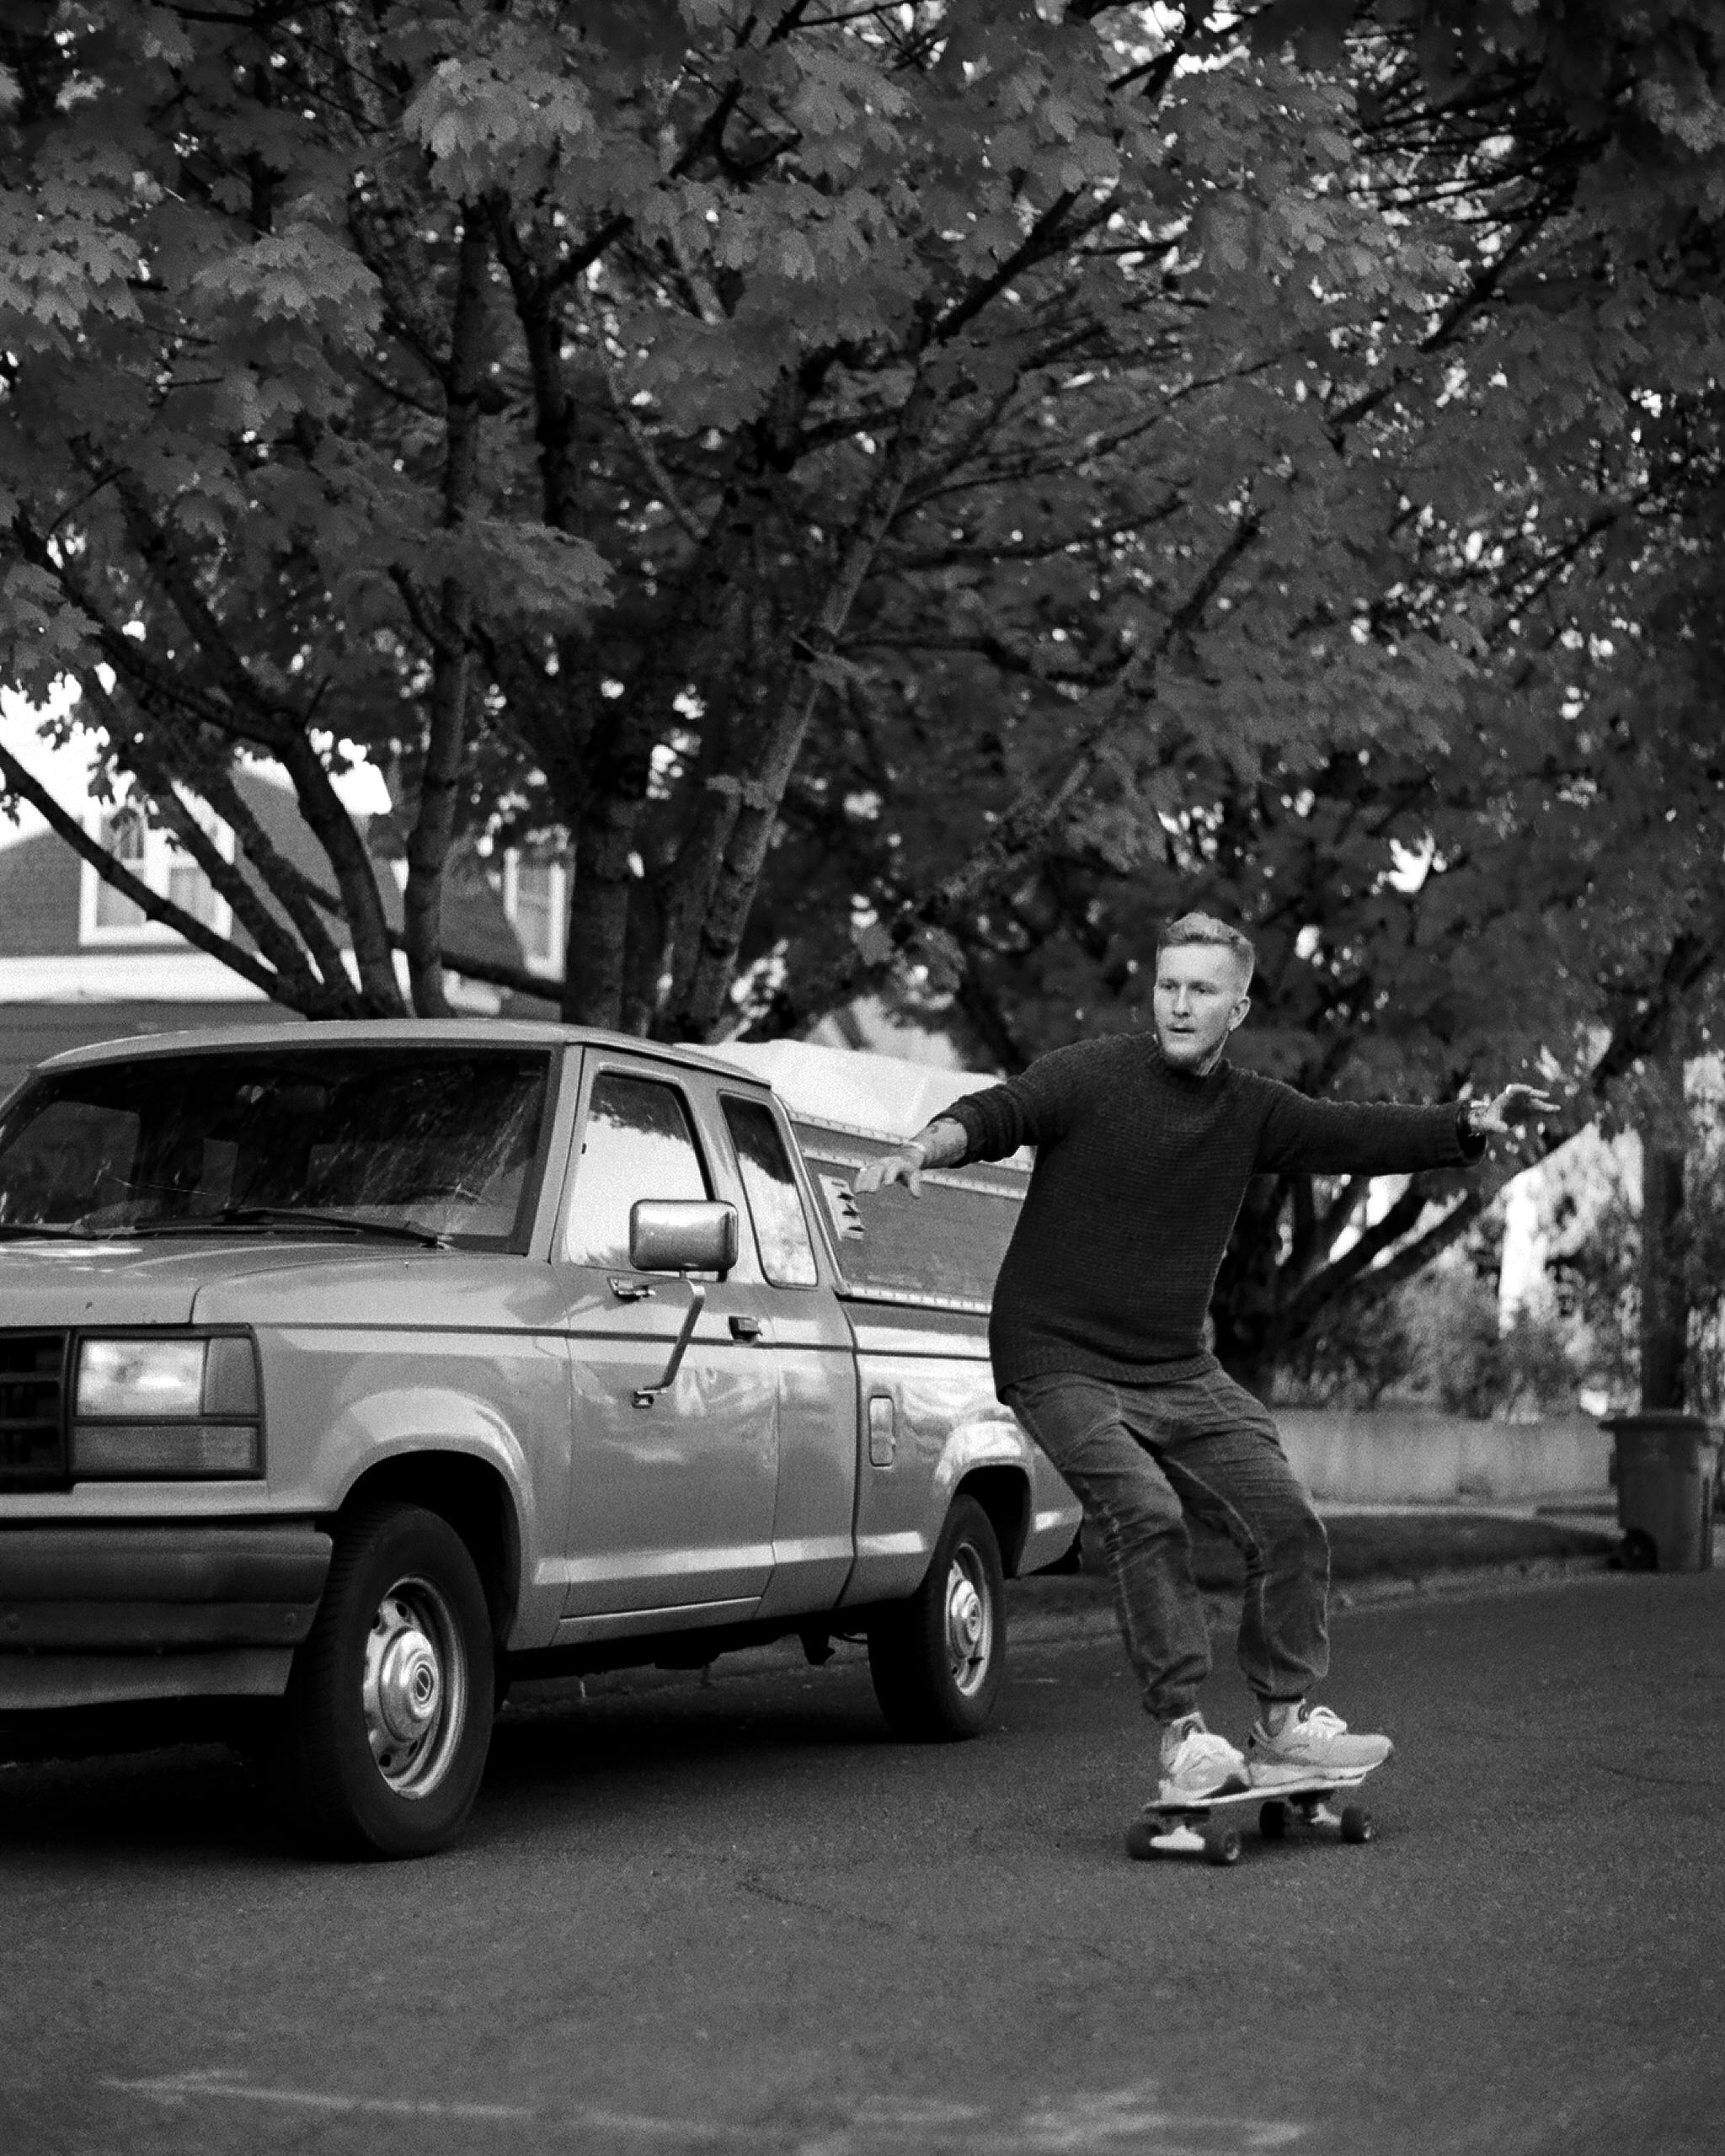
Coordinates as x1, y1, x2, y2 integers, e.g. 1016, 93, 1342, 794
0, 765, 541, 1100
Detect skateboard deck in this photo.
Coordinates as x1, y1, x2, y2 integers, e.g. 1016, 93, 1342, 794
1125, 1761, 1384, 1866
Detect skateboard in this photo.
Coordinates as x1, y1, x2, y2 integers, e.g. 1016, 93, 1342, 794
1124, 1762, 1382, 1867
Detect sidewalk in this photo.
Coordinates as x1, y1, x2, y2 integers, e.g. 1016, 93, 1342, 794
1009, 1502, 1621, 1642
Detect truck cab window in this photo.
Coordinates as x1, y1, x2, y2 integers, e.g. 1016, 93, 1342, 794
722, 1096, 819, 1287
567, 1072, 710, 1269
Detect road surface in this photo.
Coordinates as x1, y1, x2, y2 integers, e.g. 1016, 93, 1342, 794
1, 1571, 1719, 2156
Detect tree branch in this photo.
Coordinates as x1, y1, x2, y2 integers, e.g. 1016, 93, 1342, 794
759, 509, 1263, 1037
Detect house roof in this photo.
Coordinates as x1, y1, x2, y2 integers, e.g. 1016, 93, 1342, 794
0, 765, 525, 976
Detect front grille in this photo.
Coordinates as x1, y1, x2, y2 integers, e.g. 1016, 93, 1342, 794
0, 1331, 69, 1488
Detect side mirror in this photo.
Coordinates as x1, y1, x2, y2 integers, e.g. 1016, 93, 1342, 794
628, 1198, 738, 1281
626, 1201, 740, 1412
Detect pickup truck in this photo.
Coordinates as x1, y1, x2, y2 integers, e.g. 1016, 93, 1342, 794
0, 1022, 1078, 1856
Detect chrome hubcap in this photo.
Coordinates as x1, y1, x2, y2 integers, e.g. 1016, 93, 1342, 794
360, 1578, 466, 1798
943, 1545, 993, 1699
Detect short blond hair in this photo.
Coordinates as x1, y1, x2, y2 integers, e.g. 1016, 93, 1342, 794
1156, 912, 1255, 989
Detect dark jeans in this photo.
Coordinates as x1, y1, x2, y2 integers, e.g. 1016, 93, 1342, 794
1004, 1365, 1330, 1725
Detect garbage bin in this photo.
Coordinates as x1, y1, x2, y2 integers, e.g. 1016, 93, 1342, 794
1601, 1414, 1721, 1572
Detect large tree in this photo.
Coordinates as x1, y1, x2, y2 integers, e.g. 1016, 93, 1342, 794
4, 0, 1679, 1027
732, 0, 1725, 1390
6, 2, 1724, 1392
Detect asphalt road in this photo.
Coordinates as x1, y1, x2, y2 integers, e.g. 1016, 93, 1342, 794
2, 1571, 1721, 2156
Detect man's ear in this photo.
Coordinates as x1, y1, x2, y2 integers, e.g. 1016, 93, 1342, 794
1227, 993, 1251, 1035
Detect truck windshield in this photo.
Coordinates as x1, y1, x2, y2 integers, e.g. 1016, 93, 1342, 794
0, 1046, 553, 1252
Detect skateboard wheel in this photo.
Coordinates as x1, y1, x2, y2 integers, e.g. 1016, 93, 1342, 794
1124, 1819, 1161, 1862
1339, 1804, 1373, 1844
1202, 1823, 1242, 1867
1258, 1801, 1288, 1841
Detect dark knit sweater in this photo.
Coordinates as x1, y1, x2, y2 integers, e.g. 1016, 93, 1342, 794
946, 1033, 1484, 1394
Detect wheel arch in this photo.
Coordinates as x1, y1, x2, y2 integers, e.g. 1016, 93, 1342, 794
953, 1463, 1032, 1577
330, 1451, 522, 1649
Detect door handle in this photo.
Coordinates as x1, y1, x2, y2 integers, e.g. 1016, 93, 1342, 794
608, 1275, 656, 1302
729, 1312, 764, 1341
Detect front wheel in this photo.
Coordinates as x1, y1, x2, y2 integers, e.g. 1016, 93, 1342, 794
278, 1501, 495, 1858
868, 1496, 1006, 1740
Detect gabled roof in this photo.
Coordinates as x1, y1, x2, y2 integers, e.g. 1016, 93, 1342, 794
0, 765, 524, 975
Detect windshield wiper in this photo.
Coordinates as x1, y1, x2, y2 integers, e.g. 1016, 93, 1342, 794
122, 1206, 448, 1249
226, 1205, 449, 1247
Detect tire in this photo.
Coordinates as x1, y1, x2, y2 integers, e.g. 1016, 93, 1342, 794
868, 1495, 1006, 1740
278, 1501, 495, 1859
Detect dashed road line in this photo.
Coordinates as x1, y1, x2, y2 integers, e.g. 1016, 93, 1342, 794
101, 2069, 1306, 2153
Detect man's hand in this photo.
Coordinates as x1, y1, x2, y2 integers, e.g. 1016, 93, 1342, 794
854, 1146, 928, 1199
852, 1118, 969, 1199
1471, 1081, 1559, 1134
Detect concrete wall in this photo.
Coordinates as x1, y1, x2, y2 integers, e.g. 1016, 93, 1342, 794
1274, 1408, 1613, 1507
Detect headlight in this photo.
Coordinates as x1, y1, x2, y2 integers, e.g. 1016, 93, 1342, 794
72, 1333, 261, 1479
77, 1338, 207, 1417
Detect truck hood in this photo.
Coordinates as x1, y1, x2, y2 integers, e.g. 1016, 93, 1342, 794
0, 1235, 461, 1329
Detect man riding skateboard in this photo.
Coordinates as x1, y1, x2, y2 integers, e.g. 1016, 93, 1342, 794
855, 914, 1551, 1807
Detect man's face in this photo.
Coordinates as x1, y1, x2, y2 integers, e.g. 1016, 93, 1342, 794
1151, 943, 1251, 1069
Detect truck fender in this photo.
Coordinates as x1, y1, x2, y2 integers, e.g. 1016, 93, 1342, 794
318, 1391, 553, 1651
930, 1417, 1039, 1573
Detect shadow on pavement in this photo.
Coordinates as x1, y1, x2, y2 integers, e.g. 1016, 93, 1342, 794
0, 1656, 905, 1865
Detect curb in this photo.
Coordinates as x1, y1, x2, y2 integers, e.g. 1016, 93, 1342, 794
505, 1551, 1628, 1710
1006, 1551, 1621, 1650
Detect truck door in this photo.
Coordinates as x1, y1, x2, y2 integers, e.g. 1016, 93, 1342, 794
555, 1058, 779, 1623
708, 1090, 858, 1620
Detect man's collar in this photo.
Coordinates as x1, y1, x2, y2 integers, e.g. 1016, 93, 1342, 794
1148, 1036, 1231, 1084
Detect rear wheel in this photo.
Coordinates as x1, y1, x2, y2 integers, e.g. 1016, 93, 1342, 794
278, 1501, 495, 1858
868, 1496, 1006, 1740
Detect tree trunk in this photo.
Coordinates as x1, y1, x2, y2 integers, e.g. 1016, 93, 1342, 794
669, 376, 941, 1040
1638, 1036, 1689, 1411
402, 209, 490, 1020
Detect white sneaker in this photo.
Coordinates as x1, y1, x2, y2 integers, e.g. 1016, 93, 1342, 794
1247, 1703, 1392, 1787
1156, 1712, 1249, 1805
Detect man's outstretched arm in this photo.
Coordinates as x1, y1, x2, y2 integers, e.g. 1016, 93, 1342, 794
1256, 1078, 1557, 1177
851, 1050, 1080, 1198
853, 1118, 969, 1199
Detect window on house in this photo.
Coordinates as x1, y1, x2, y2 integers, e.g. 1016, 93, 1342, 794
90, 808, 151, 932
80, 802, 233, 947
501, 852, 567, 976
166, 857, 222, 927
